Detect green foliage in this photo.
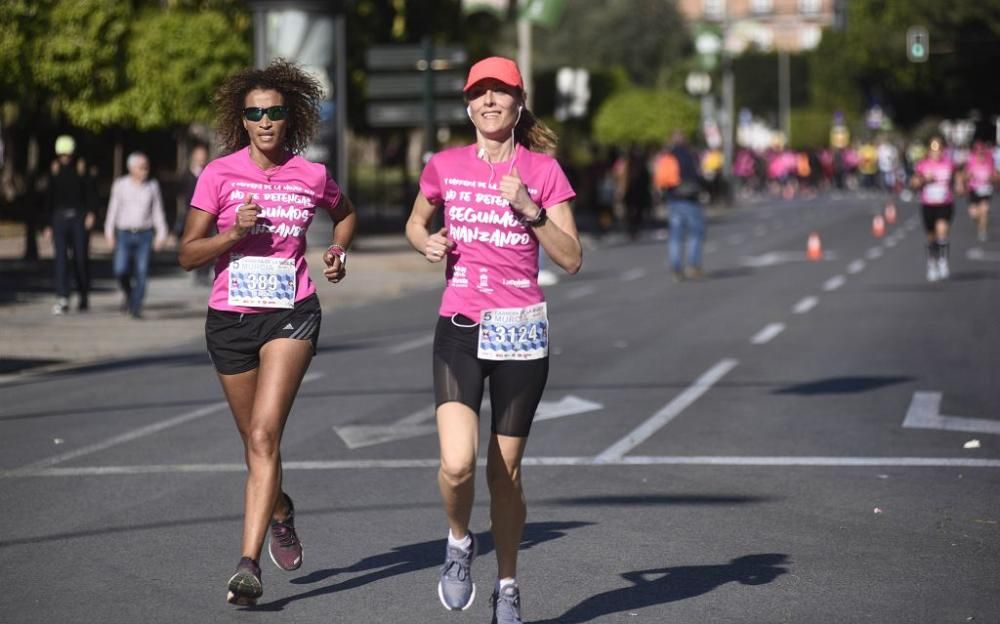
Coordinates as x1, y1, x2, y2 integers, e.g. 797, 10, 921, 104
106, 8, 251, 130
789, 108, 833, 150
0, 0, 41, 97
31, 0, 132, 107
592, 89, 698, 147
530, 0, 689, 88
807, 0, 1000, 127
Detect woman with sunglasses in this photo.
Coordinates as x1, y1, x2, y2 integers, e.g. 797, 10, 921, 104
405, 57, 582, 624
178, 60, 356, 605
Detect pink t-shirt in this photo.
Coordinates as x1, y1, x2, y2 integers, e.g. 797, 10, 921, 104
420, 144, 576, 321
191, 147, 341, 313
915, 155, 955, 206
966, 153, 995, 194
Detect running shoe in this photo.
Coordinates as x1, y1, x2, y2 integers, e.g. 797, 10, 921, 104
268, 494, 303, 571
52, 297, 69, 315
926, 259, 940, 282
937, 257, 950, 280
490, 582, 523, 624
226, 557, 262, 606
438, 532, 476, 610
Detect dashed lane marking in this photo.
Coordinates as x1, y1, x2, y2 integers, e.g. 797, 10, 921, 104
792, 296, 818, 314
823, 275, 846, 291
751, 323, 785, 345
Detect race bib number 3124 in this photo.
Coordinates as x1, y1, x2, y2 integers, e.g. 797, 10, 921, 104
478, 302, 548, 361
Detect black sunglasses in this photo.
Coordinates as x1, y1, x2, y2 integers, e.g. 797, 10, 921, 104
243, 106, 288, 122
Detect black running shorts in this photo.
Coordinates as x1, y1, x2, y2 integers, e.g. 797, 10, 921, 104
969, 191, 992, 204
205, 294, 321, 375
433, 314, 549, 437
921, 203, 954, 233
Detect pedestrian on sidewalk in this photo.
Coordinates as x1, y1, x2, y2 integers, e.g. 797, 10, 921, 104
660, 130, 705, 281
43, 135, 97, 314
175, 142, 213, 284
178, 59, 356, 607
104, 151, 168, 318
405, 56, 581, 624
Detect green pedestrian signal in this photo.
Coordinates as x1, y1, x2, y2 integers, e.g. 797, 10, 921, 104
907, 26, 929, 63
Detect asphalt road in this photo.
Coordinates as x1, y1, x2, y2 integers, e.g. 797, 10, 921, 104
2, 192, 998, 624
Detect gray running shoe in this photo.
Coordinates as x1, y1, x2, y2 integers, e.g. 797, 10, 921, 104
490, 582, 523, 624
437, 532, 476, 610
226, 557, 262, 606
268, 494, 303, 571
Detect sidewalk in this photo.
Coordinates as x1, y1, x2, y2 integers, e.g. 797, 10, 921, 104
0, 225, 442, 379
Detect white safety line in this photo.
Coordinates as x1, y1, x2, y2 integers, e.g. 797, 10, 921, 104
847, 259, 866, 274
751, 323, 785, 345
792, 296, 818, 314
866, 247, 884, 260
823, 275, 846, 291
595, 358, 738, 462
387, 333, 434, 354
2, 372, 326, 478
621, 268, 646, 281
567, 285, 598, 300
11, 455, 1000, 477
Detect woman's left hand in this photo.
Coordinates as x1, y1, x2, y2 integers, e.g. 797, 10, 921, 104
500, 167, 542, 222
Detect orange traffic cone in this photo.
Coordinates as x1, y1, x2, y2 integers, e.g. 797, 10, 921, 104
872, 214, 886, 238
807, 231, 823, 261
884, 202, 897, 224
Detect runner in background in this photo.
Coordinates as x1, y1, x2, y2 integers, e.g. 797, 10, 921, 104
911, 136, 961, 282
963, 140, 996, 242
178, 60, 357, 606
405, 56, 581, 624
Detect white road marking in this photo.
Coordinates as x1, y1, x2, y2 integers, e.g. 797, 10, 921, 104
792, 296, 818, 314
902, 391, 1000, 435
866, 247, 884, 260
968, 247, 1000, 262
567, 285, 598, 300
595, 358, 738, 462
387, 333, 434, 354
847, 259, 866, 274
823, 275, 846, 291
2, 373, 326, 478
726, 234, 745, 245
751, 323, 785, 345
621, 268, 647, 281
12, 455, 1000, 477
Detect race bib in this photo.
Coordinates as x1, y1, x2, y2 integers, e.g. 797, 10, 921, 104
478, 302, 548, 361
972, 183, 993, 196
923, 182, 948, 204
228, 255, 296, 309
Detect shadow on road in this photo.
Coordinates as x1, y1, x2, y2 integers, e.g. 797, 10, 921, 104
531, 553, 789, 623
249, 521, 593, 611
774, 376, 912, 395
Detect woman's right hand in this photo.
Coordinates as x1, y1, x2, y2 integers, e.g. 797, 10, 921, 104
424, 227, 454, 262
233, 195, 260, 239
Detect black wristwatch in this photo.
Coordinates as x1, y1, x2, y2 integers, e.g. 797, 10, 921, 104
523, 208, 548, 227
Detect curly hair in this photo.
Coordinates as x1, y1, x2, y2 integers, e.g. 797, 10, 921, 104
214, 59, 324, 155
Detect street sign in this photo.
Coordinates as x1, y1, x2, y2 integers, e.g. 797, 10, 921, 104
366, 72, 466, 99
365, 45, 467, 71
366, 100, 467, 127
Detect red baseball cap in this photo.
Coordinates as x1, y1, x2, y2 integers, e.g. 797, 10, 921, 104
463, 56, 524, 93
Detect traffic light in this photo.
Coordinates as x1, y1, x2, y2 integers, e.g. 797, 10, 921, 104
907, 26, 929, 63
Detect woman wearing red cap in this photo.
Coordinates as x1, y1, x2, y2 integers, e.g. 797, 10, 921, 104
406, 56, 582, 624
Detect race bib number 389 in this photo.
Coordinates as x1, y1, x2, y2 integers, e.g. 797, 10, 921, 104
228, 255, 296, 309
478, 302, 548, 361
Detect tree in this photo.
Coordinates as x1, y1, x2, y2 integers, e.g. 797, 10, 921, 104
808, 0, 1000, 128
592, 88, 698, 147
530, 0, 689, 88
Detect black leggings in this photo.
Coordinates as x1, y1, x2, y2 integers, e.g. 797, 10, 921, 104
433, 314, 549, 437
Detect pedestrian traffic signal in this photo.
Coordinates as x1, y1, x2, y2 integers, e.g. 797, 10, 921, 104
907, 26, 929, 63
